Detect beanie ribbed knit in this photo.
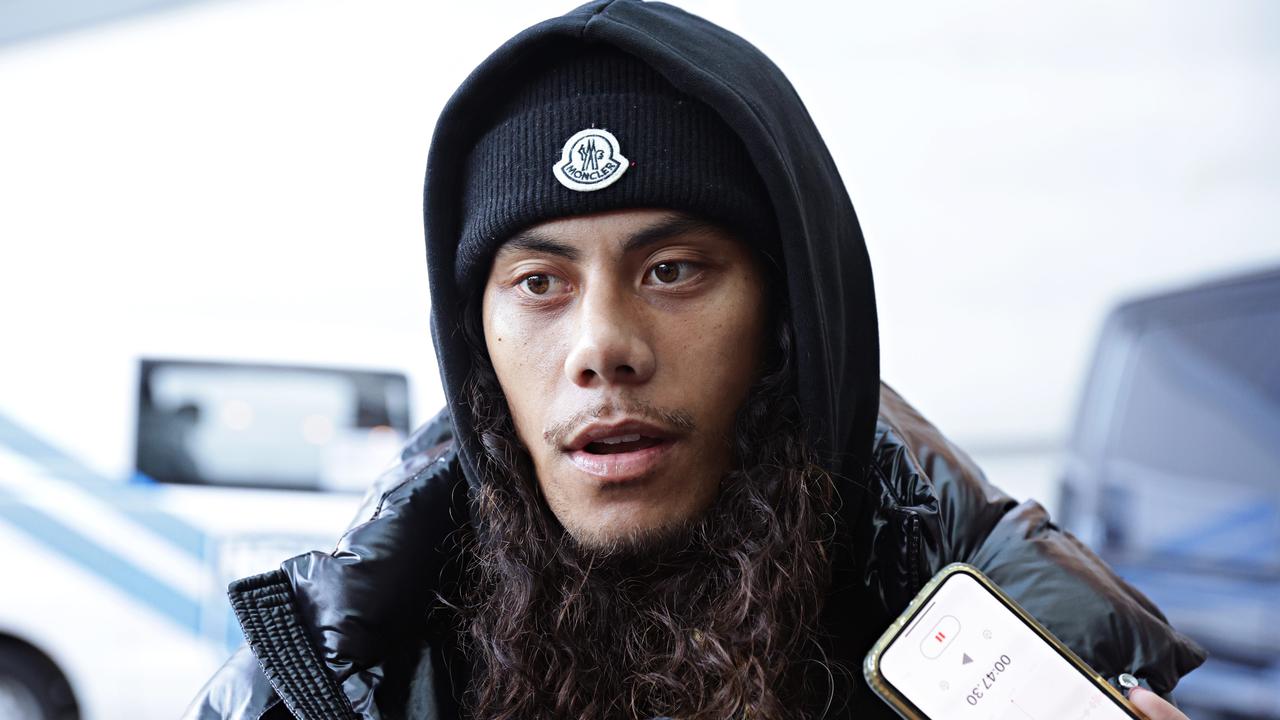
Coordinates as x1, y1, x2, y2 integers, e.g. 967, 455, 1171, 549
455, 45, 775, 290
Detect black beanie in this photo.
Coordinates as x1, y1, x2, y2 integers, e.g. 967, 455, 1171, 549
455, 44, 776, 290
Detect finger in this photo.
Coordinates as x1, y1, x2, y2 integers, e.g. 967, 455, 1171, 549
1127, 686, 1190, 720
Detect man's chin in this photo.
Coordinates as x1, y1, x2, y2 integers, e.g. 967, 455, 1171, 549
567, 514, 699, 560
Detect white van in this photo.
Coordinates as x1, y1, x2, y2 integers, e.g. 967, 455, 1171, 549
0, 347, 436, 719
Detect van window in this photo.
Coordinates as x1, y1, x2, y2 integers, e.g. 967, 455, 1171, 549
135, 359, 410, 491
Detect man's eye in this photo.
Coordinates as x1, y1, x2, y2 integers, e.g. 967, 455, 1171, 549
645, 262, 690, 285
521, 275, 550, 295
519, 274, 557, 296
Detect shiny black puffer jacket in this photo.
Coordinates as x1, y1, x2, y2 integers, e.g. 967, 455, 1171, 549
184, 383, 1206, 719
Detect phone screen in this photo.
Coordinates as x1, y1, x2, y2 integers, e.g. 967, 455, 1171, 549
878, 571, 1138, 720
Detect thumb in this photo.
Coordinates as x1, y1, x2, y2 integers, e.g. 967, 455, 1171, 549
1127, 686, 1190, 720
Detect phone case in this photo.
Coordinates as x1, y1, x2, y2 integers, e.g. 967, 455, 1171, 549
862, 562, 1144, 720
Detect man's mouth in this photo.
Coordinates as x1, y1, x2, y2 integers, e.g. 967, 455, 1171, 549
583, 433, 665, 455
563, 419, 680, 481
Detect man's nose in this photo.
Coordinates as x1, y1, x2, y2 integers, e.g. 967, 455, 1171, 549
563, 285, 655, 387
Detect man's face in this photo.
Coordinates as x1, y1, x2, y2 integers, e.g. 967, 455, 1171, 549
481, 209, 768, 548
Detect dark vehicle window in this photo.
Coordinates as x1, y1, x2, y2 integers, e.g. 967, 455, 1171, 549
1101, 298, 1280, 573
135, 360, 410, 491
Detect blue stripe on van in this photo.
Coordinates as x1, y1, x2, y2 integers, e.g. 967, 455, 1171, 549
0, 487, 201, 633
0, 411, 206, 558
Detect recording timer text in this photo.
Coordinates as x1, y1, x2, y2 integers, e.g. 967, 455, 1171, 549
966, 654, 1012, 706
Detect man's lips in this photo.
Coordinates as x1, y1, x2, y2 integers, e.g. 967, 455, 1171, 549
563, 419, 679, 482
567, 439, 675, 482
564, 419, 675, 452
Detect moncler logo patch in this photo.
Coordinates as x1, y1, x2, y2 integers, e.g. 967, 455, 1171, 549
553, 128, 629, 192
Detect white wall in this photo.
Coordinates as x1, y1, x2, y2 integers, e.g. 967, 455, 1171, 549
2, 0, 1277, 502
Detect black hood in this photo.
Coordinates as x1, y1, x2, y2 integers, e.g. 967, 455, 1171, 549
425, 0, 880, 487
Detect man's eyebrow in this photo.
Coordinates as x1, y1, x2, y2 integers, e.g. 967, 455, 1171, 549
620, 213, 719, 254
497, 230, 582, 262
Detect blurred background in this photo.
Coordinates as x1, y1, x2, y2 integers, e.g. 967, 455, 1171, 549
0, 0, 1276, 718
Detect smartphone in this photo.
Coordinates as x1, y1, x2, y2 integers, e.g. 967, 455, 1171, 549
863, 563, 1144, 720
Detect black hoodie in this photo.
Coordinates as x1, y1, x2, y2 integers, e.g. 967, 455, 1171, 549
185, 3, 1206, 718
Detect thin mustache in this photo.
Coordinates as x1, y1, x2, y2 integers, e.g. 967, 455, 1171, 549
544, 400, 696, 448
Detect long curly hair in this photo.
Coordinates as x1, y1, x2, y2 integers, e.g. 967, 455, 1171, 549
454, 287, 843, 719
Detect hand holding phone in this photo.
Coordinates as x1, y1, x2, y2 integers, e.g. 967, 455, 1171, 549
864, 563, 1147, 720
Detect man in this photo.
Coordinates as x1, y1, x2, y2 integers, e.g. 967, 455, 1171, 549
186, 2, 1205, 718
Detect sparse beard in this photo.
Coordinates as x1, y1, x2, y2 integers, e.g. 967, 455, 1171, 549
560, 480, 719, 576
564, 500, 703, 559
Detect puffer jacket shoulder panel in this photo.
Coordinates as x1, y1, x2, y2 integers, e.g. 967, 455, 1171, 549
870, 382, 1207, 696
340, 406, 457, 532
185, 412, 467, 720
179, 646, 289, 720
877, 382, 1019, 564
280, 429, 468, 716
859, 384, 951, 613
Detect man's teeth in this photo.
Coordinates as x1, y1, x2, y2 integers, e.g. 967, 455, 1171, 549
600, 434, 643, 445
